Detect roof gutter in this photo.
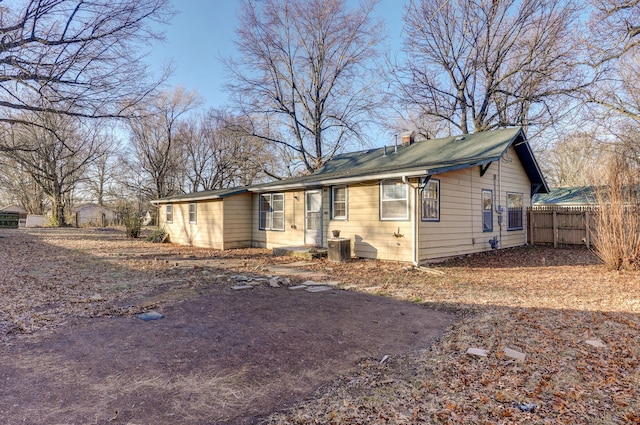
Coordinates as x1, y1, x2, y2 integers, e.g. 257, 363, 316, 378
249, 168, 431, 193
150, 191, 249, 204
150, 194, 224, 205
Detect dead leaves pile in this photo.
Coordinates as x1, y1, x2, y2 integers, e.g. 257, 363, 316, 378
0, 228, 210, 340
0, 228, 296, 341
268, 248, 640, 424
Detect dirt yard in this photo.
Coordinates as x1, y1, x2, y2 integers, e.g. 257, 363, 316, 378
0, 228, 455, 424
2, 228, 640, 424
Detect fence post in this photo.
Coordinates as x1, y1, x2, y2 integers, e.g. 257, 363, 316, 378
585, 211, 590, 249
553, 209, 558, 248
529, 208, 535, 246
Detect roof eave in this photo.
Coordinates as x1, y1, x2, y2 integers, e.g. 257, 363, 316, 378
248, 167, 433, 192
151, 195, 222, 204
150, 189, 249, 204
512, 133, 550, 195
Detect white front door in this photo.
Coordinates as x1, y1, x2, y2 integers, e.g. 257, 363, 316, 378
305, 190, 322, 246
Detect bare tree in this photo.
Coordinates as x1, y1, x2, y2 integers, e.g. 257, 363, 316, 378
180, 116, 219, 192
225, 0, 386, 173
539, 131, 614, 187
2, 111, 110, 225
81, 135, 122, 206
127, 87, 201, 200
587, 0, 640, 65
593, 142, 640, 270
182, 110, 269, 192
0, 0, 173, 137
395, 0, 587, 136
0, 154, 48, 214
584, 1, 640, 124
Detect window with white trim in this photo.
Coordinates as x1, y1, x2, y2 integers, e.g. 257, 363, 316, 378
259, 193, 285, 231
166, 204, 173, 223
189, 203, 197, 224
507, 192, 523, 230
380, 180, 409, 220
421, 179, 439, 221
331, 186, 347, 220
482, 190, 493, 232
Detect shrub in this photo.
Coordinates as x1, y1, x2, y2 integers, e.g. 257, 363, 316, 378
593, 153, 640, 270
146, 227, 168, 243
118, 205, 142, 238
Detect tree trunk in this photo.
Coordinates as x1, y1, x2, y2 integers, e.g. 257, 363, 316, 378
50, 194, 66, 227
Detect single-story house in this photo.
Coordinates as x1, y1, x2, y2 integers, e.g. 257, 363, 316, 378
151, 127, 548, 263
73, 203, 116, 227
533, 186, 596, 207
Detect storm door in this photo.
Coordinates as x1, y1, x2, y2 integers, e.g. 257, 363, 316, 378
305, 190, 322, 246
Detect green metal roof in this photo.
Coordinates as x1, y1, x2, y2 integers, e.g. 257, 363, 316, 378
152, 127, 548, 203
250, 127, 548, 195
150, 187, 248, 205
533, 186, 596, 206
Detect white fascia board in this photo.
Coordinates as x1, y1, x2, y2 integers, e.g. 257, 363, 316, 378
248, 168, 430, 192
150, 194, 223, 204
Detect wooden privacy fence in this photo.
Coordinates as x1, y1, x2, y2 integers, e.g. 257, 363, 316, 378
528, 206, 597, 248
0, 212, 19, 228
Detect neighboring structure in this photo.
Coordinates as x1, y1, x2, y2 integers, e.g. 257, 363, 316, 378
142, 211, 155, 226
151, 127, 548, 263
0, 204, 28, 227
533, 186, 596, 207
25, 215, 48, 227
530, 186, 598, 247
73, 203, 116, 227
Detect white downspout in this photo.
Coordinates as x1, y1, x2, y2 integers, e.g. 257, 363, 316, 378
498, 159, 503, 248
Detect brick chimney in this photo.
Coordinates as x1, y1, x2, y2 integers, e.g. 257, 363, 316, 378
401, 130, 415, 146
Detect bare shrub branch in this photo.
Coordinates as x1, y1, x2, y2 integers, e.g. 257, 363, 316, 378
593, 146, 640, 270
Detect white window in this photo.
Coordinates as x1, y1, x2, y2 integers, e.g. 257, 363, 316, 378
421, 179, 439, 221
380, 180, 409, 220
482, 190, 493, 232
189, 203, 197, 224
507, 192, 523, 230
332, 186, 347, 220
259, 193, 285, 231
165, 204, 173, 224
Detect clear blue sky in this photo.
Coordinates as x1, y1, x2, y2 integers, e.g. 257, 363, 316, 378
147, 0, 406, 112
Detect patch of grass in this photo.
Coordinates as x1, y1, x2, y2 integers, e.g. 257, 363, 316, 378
101, 370, 257, 422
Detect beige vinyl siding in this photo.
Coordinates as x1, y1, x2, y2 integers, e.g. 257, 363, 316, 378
161, 200, 224, 249
222, 192, 253, 249
418, 169, 477, 260
326, 182, 413, 262
252, 190, 306, 248
158, 193, 253, 250
418, 146, 531, 261
499, 147, 531, 248
252, 184, 414, 262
